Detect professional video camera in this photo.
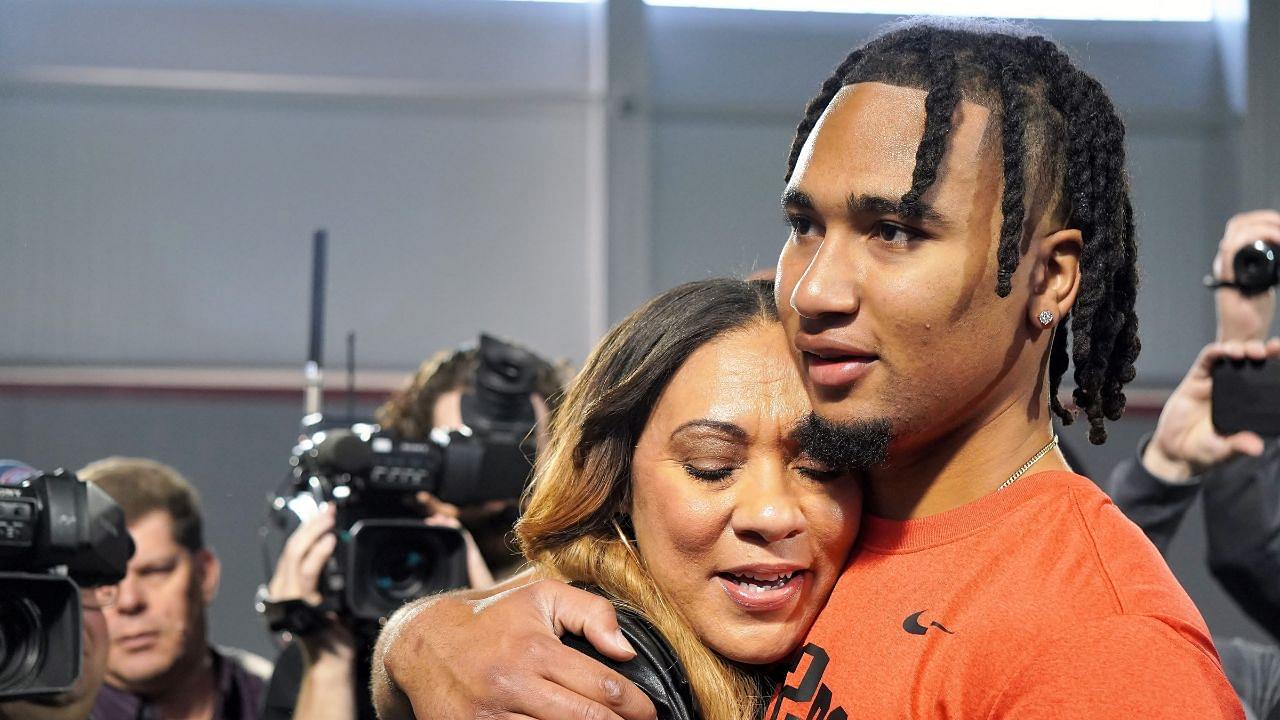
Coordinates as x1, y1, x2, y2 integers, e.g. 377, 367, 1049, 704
266, 333, 545, 623
0, 469, 132, 700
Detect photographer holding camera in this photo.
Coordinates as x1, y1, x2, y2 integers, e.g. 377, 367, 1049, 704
1110, 209, 1280, 718
258, 337, 565, 720
81, 458, 272, 720
0, 460, 133, 720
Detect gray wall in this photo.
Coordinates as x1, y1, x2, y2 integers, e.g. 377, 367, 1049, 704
1, 0, 1272, 658
0, 0, 603, 368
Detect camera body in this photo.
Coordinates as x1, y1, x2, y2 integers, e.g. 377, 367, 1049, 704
269, 334, 545, 623
1231, 240, 1279, 295
0, 470, 132, 699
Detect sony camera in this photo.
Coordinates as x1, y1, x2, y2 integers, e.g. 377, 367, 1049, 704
0, 470, 133, 699
267, 334, 546, 623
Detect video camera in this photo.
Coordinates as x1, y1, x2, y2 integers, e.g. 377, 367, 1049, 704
267, 334, 546, 623
0, 469, 133, 700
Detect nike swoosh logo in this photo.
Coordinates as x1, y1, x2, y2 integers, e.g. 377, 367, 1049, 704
903, 610, 955, 636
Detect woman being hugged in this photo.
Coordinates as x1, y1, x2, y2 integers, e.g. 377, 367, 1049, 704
518, 278, 861, 720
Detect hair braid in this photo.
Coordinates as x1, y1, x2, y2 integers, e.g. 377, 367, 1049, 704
899, 38, 961, 218
1065, 75, 1138, 443
993, 59, 1030, 297
1048, 321, 1072, 422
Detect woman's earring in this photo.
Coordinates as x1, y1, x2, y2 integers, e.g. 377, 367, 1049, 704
1038, 310, 1055, 327
612, 515, 638, 556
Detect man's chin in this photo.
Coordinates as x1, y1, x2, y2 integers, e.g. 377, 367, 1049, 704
106, 663, 172, 695
794, 411, 893, 472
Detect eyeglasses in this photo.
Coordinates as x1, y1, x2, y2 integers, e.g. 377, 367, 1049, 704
81, 584, 119, 610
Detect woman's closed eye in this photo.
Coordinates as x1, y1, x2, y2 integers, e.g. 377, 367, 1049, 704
682, 462, 738, 482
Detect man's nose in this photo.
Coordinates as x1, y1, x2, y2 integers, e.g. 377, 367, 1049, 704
113, 573, 145, 615
789, 235, 860, 321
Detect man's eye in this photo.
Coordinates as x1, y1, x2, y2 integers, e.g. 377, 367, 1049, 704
874, 222, 923, 245
785, 215, 818, 237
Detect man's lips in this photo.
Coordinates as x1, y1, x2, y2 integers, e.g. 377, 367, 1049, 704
803, 351, 878, 388
113, 631, 160, 652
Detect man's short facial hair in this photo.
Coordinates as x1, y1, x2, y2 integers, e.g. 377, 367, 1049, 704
794, 412, 892, 473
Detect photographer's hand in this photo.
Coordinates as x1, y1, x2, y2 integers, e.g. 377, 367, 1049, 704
416, 491, 495, 589
1213, 210, 1280, 342
371, 574, 656, 720
1143, 339, 1280, 482
268, 505, 357, 720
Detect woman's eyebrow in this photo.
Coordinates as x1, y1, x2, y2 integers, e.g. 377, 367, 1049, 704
669, 420, 747, 441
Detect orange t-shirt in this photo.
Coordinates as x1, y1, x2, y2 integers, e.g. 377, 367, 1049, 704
765, 471, 1243, 719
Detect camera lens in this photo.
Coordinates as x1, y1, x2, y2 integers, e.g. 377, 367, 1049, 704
0, 596, 45, 694
1232, 240, 1279, 295
371, 542, 435, 602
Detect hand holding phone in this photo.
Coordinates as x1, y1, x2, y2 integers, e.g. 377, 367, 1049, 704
1143, 339, 1280, 482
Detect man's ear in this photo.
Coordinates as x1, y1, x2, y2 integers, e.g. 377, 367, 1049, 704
1027, 227, 1082, 331
195, 549, 221, 604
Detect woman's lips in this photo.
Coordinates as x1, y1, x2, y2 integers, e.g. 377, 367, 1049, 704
804, 353, 877, 388
716, 571, 806, 612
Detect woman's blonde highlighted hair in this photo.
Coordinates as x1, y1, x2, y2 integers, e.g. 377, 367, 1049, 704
518, 278, 778, 720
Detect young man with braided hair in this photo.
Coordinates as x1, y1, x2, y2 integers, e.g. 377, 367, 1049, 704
370, 19, 1241, 719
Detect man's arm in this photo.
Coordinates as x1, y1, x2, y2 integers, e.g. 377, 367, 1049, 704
1108, 445, 1201, 555
370, 574, 658, 720
1200, 210, 1280, 642
1111, 339, 1274, 555
1202, 446, 1280, 642
263, 505, 357, 720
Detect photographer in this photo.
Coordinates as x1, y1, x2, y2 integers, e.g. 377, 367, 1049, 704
1110, 210, 1280, 718
0, 461, 129, 720
81, 457, 272, 720
375, 344, 565, 580
260, 340, 566, 720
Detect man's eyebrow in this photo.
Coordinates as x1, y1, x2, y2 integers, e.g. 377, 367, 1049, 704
783, 188, 951, 228
780, 188, 815, 211
848, 193, 950, 226
670, 420, 747, 441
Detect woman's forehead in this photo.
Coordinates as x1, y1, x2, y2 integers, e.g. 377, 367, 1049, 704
649, 324, 808, 431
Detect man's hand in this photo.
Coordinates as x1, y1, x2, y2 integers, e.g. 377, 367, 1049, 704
1212, 210, 1280, 342
268, 504, 356, 665
1143, 339, 1280, 482
372, 577, 657, 720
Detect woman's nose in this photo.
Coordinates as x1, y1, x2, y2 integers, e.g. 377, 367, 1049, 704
730, 470, 805, 544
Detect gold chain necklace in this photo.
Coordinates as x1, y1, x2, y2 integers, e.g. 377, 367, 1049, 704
995, 434, 1059, 492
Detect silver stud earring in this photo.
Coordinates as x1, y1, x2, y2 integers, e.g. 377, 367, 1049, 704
1038, 310, 1055, 327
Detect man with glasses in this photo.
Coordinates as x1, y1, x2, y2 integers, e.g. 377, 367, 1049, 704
80, 458, 271, 720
